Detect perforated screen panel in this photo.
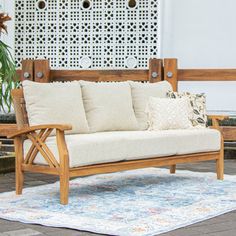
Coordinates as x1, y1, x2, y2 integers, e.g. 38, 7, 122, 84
15, 0, 161, 69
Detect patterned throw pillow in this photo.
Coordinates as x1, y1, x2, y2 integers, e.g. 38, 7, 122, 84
146, 97, 193, 131
167, 91, 207, 127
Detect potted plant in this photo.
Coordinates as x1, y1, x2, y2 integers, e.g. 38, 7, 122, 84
0, 12, 18, 123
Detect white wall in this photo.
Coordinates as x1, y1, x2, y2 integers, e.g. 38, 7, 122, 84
162, 0, 236, 68
162, 0, 236, 113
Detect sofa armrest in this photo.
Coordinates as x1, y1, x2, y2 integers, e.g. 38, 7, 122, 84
8, 124, 71, 169
8, 124, 72, 139
208, 115, 229, 131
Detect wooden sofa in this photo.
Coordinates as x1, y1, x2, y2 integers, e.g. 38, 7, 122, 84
9, 58, 228, 205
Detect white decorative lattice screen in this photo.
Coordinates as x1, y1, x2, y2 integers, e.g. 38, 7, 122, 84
15, 0, 161, 69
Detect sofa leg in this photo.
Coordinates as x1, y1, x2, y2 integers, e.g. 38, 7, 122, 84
60, 175, 69, 205
170, 165, 176, 174
16, 168, 24, 195
217, 136, 224, 180
56, 130, 70, 205
14, 137, 24, 195
216, 153, 224, 180
216, 157, 224, 180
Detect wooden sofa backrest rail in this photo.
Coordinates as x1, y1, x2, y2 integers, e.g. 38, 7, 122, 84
162, 58, 236, 91
19, 58, 236, 85
50, 69, 149, 82
178, 69, 236, 81
20, 58, 164, 84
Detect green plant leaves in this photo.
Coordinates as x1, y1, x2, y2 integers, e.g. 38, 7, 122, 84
0, 40, 19, 113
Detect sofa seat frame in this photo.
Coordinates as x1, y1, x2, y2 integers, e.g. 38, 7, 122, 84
9, 58, 228, 205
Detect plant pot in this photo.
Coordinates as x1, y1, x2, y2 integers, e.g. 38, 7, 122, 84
208, 117, 236, 126
0, 151, 15, 173
220, 118, 236, 126
0, 113, 16, 124
0, 137, 15, 174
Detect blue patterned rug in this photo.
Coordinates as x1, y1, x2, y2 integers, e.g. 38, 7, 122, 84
0, 168, 236, 236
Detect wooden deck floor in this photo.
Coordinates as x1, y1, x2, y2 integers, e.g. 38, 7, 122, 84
0, 160, 236, 236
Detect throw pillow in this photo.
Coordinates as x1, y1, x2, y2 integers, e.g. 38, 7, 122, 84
167, 91, 207, 127
22, 80, 89, 135
80, 81, 139, 132
146, 97, 193, 131
129, 81, 173, 130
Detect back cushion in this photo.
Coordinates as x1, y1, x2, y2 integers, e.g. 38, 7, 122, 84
22, 80, 89, 134
80, 81, 139, 132
129, 81, 173, 130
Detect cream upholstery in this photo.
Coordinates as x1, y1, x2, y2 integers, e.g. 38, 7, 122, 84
24, 129, 221, 168
22, 80, 89, 134
129, 81, 173, 130
80, 81, 139, 132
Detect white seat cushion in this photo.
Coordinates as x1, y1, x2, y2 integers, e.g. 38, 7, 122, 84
24, 129, 221, 168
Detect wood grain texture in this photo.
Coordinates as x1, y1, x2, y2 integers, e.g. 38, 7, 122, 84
217, 135, 224, 180
208, 116, 225, 180
14, 136, 24, 195
0, 124, 17, 137
8, 124, 72, 138
56, 130, 70, 205
50, 69, 149, 82
22, 164, 59, 175
178, 69, 236, 81
222, 127, 236, 141
164, 58, 178, 91
20, 60, 34, 81
69, 152, 220, 178
18, 67, 236, 82
11, 89, 29, 128
148, 58, 163, 83
27, 132, 56, 168
34, 60, 51, 83
170, 165, 176, 174
24, 129, 49, 165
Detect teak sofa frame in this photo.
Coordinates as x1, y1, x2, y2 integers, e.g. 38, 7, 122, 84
9, 58, 228, 205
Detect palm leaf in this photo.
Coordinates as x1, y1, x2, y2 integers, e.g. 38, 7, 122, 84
0, 40, 19, 113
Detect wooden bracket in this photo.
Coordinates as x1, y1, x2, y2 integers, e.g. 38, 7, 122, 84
164, 58, 178, 91
24, 128, 59, 168
21, 59, 50, 82
34, 59, 51, 83
21, 60, 34, 81
149, 58, 163, 83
